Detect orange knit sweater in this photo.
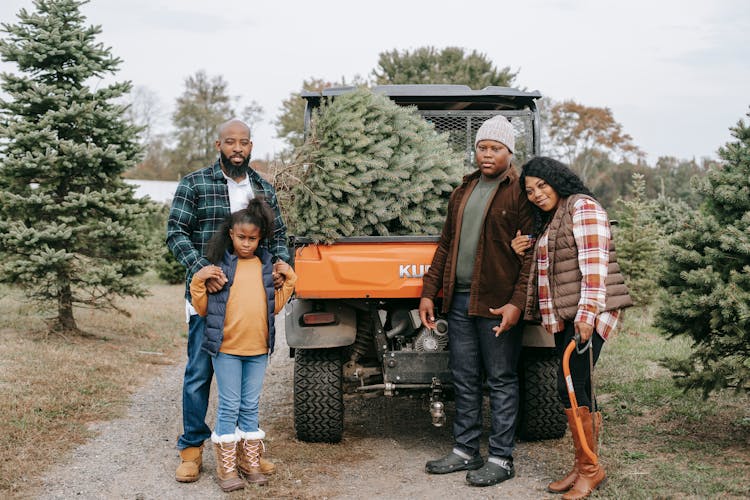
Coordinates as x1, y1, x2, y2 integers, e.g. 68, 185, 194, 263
190, 257, 297, 356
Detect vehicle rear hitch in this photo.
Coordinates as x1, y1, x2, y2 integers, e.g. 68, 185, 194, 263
429, 377, 446, 427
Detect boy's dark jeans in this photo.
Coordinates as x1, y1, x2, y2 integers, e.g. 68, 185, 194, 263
177, 314, 213, 450
447, 292, 522, 459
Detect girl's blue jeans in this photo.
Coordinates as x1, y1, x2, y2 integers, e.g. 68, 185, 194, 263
212, 351, 268, 436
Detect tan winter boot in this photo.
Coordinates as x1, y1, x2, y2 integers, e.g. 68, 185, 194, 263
211, 432, 245, 492
236, 429, 269, 486
238, 428, 276, 475
563, 407, 606, 500
175, 445, 203, 483
548, 408, 581, 493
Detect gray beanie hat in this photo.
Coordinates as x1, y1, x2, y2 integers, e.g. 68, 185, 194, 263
474, 115, 514, 153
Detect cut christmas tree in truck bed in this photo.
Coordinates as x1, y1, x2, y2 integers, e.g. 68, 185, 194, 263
285, 85, 565, 444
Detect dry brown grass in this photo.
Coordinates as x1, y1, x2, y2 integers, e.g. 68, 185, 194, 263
2, 287, 748, 499
0, 282, 185, 495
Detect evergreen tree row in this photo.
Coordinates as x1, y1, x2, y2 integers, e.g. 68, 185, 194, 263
654, 110, 750, 396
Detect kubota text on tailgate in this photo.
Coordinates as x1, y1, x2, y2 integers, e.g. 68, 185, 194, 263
399, 264, 431, 278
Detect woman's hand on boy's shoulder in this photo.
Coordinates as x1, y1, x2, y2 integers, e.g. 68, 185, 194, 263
510, 229, 534, 257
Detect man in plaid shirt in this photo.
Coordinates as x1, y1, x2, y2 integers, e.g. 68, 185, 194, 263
167, 119, 289, 483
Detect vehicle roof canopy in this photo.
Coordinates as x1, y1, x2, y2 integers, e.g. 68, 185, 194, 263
301, 84, 542, 111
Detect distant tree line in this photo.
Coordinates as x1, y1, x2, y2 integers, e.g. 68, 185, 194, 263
123, 47, 712, 214
123, 69, 264, 181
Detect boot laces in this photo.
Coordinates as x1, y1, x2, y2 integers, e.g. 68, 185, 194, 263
218, 442, 238, 472
242, 439, 264, 467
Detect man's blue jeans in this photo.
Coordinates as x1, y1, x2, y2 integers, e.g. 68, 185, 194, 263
447, 292, 523, 459
212, 352, 268, 436
177, 314, 213, 450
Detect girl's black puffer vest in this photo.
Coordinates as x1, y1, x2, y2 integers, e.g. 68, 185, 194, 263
201, 247, 276, 356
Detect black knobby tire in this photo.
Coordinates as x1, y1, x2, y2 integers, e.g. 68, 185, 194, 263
517, 348, 567, 441
293, 348, 344, 443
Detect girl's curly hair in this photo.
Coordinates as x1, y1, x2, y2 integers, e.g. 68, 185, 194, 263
520, 156, 597, 235
205, 197, 275, 263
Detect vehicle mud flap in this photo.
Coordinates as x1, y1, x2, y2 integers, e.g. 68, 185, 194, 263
516, 348, 567, 441
293, 348, 344, 443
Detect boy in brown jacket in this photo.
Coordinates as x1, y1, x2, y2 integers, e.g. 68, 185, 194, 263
419, 115, 534, 487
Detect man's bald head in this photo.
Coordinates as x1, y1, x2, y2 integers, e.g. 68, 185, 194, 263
217, 119, 251, 140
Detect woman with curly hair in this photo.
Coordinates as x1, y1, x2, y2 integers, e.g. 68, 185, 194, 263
506, 156, 632, 500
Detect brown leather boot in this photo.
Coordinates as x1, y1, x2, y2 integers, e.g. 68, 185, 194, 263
563, 407, 606, 500
548, 408, 581, 493
236, 429, 268, 486
175, 445, 203, 483
549, 408, 602, 493
237, 428, 276, 475
211, 433, 245, 492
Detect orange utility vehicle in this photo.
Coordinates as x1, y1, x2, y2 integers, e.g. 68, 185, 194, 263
285, 85, 566, 443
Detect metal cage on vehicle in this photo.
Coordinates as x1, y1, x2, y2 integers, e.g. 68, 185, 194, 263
301, 84, 542, 168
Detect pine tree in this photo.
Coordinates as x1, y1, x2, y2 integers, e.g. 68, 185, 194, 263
372, 46, 517, 88
0, 0, 156, 335
613, 173, 662, 306
171, 70, 234, 177
654, 109, 750, 396
289, 88, 463, 242
650, 192, 692, 236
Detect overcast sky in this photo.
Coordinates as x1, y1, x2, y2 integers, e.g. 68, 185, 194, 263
1, 0, 748, 164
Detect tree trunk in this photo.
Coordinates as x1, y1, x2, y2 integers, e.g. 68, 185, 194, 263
55, 279, 78, 334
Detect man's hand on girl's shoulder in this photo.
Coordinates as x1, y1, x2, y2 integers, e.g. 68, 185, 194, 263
272, 261, 290, 289
194, 265, 227, 293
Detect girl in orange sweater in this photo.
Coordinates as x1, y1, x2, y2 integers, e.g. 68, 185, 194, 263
190, 199, 296, 491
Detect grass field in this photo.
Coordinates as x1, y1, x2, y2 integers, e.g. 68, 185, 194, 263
0, 280, 186, 495
594, 310, 750, 498
0, 284, 748, 498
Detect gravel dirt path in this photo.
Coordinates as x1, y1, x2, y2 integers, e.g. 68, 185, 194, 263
33, 318, 566, 499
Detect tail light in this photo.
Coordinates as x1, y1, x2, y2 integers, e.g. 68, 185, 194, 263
302, 312, 337, 326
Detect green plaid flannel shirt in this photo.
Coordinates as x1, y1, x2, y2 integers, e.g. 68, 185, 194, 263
166, 160, 290, 299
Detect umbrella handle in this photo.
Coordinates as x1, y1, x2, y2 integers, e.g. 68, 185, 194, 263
575, 333, 592, 355
563, 338, 598, 465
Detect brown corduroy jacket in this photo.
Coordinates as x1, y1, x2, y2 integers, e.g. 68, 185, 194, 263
421, 167, 535, 318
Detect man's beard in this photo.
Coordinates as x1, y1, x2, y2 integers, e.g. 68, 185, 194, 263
220, 151, 251, 178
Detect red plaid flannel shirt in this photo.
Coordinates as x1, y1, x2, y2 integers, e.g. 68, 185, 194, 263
536, 198, 620, 340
